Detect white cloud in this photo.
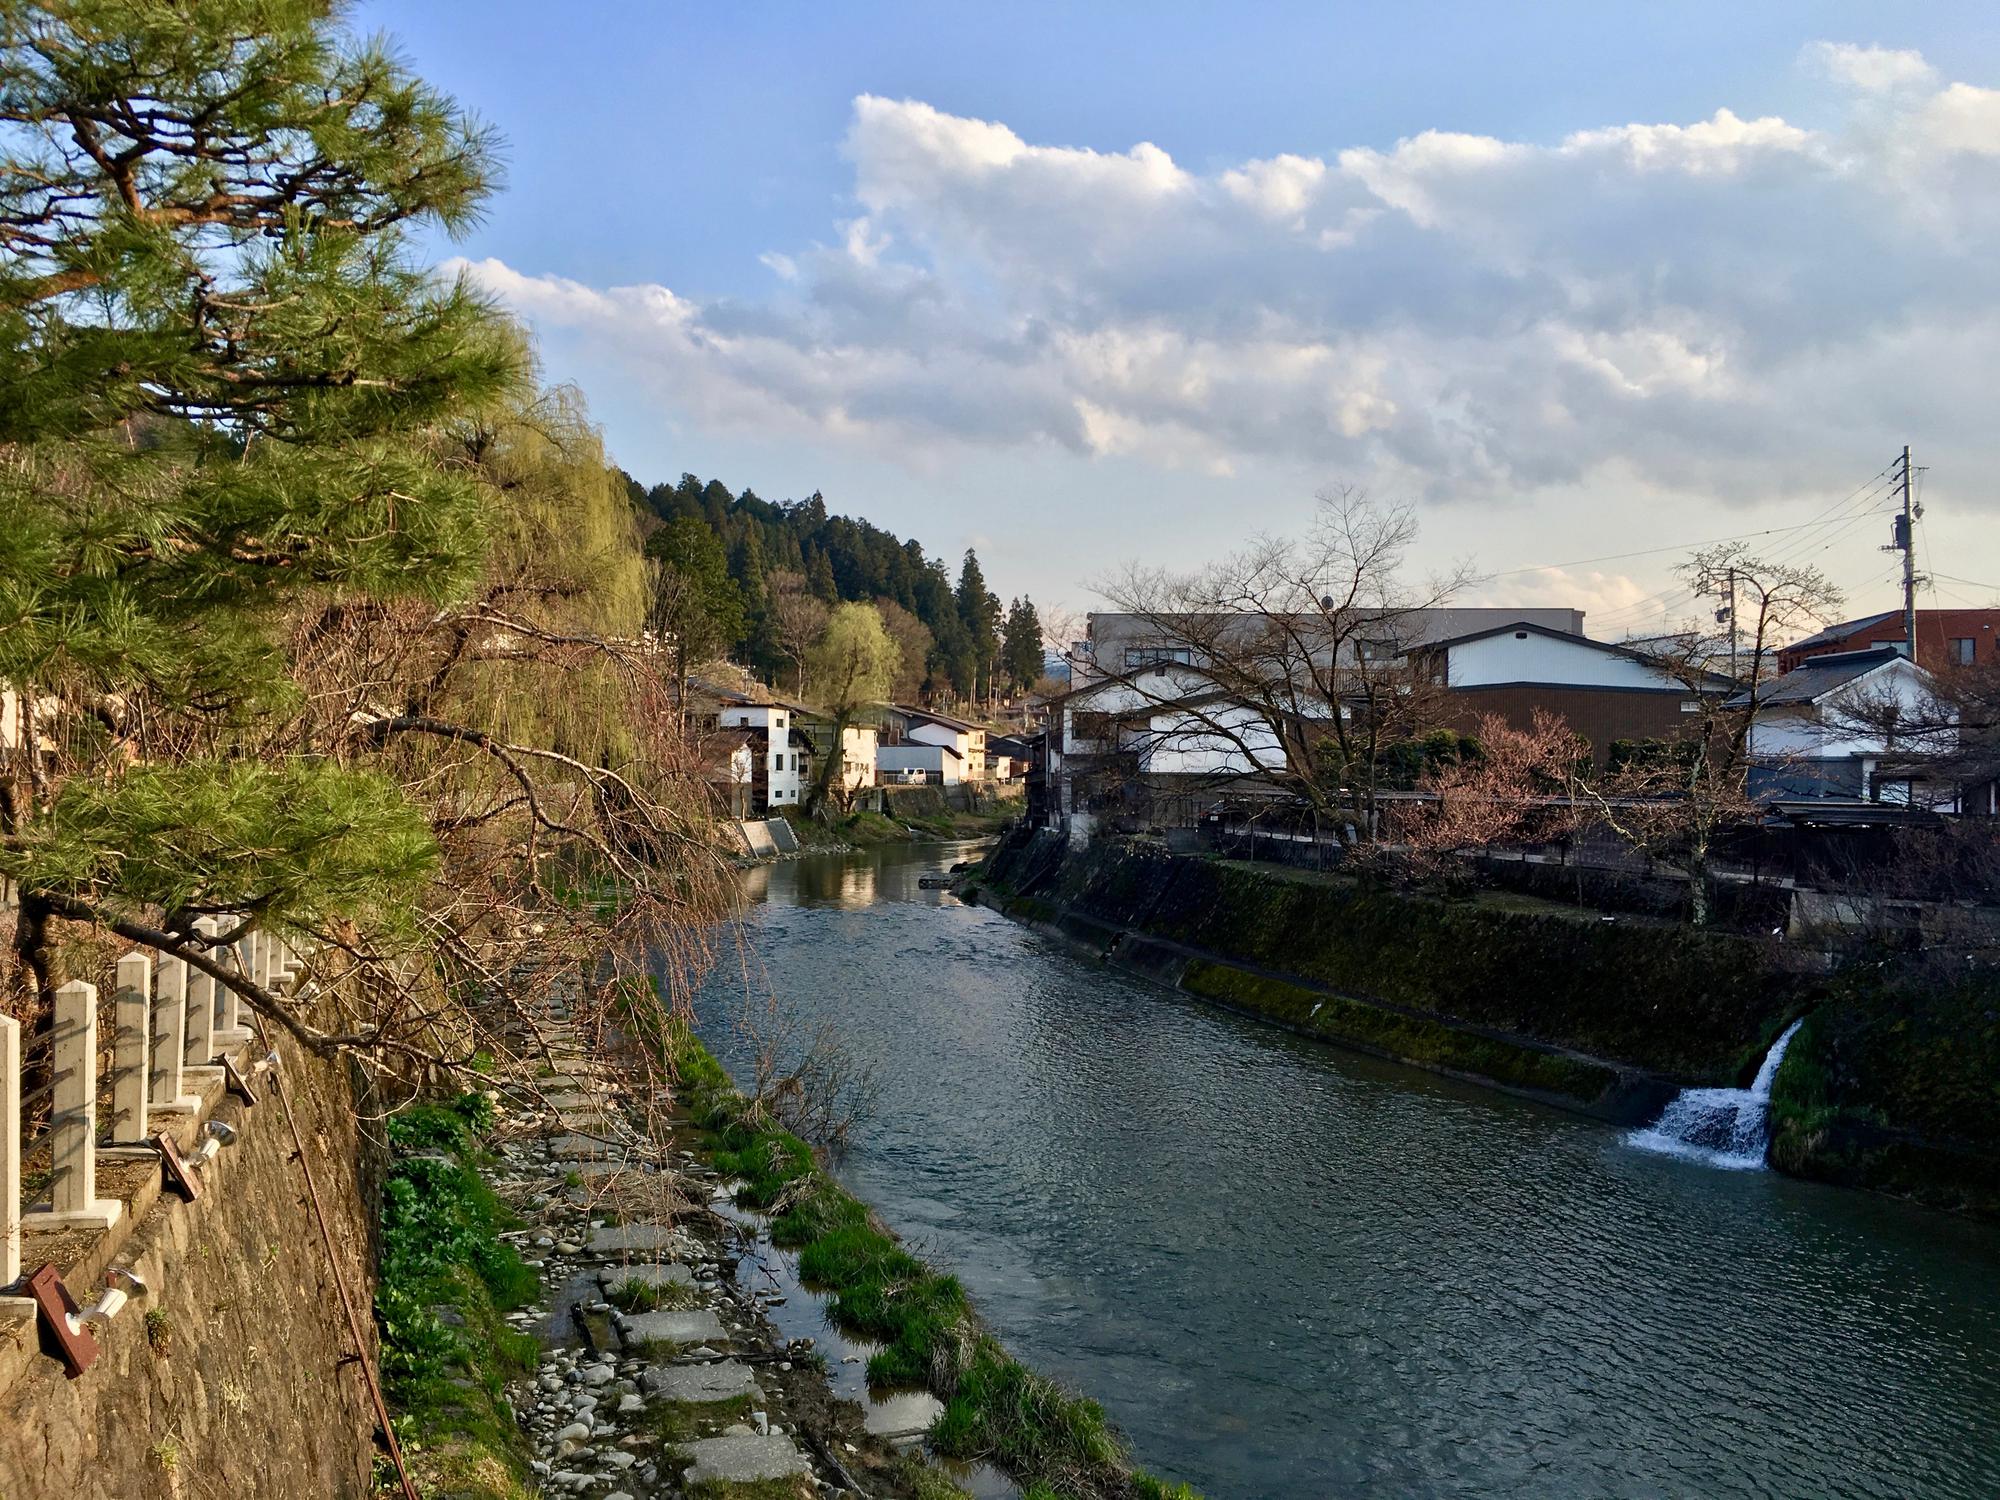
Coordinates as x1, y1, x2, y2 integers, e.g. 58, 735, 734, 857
461, 44, 2000, 515
1806, 41, 1939, 93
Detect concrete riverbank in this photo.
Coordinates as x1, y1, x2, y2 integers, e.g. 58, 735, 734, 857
971, 826, 2000, 1216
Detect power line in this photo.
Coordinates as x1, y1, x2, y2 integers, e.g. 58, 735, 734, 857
1480, 507, 1887, 581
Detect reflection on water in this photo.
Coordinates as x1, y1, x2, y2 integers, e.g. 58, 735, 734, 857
693, 843, 2000, 1499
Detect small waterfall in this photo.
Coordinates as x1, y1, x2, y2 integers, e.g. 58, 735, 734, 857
1626, 1018, 1805, 1171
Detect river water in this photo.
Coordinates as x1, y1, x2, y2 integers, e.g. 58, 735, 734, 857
692, 842, 2000, 1499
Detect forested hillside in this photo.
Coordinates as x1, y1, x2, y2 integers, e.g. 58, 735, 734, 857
627, 469, 1047, 705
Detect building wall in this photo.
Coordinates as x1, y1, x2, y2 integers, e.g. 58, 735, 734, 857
1447, 631, 1683, 691
719, 704, 802, 806
1746, 660, 1943, 762
907, 721, 987, 780
877, 744, 961, 784
1441, 684, 1702, 767
1142, 703, 1288, 777
839, 726, 878, 790
1779, 609, 2000, 674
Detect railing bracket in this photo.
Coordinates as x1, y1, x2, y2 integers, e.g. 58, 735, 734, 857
25, 1264, 97, 1378
224, 1057, 258, 1105
157, 1131, 203, 1202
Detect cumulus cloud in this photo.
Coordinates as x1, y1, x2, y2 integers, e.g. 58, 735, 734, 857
457, 44, 2000, 510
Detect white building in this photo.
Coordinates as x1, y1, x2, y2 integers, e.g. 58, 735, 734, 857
876, 743, 962, 785
900, 708, 988, 781
837, 724, 880, 793
1733, 646, 1956, 807
696, 684, 805, 811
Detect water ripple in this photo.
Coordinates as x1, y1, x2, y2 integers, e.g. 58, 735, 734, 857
695, 848, 2000, 1499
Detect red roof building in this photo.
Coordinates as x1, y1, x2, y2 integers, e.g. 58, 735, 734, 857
1777, 608, 2000, 675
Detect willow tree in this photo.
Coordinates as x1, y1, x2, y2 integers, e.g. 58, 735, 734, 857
0, 4, 727, 1067
802, 602, 899, 815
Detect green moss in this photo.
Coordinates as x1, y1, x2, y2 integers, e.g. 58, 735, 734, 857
889, 1453, 978, 1499
608, 1274, 700, 1312
646, 1392, 755, 1442
1011, 837, 1802, 1082
1180, 960, 1617, 1104
1769, 968, 2000, 1216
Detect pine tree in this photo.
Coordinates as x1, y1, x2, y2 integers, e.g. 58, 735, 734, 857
956, 550, 1002, 703
1002, 596, 1045, 695
807, 548, 839, 603
646, 518, 745, 703
0, 2, 519, 1015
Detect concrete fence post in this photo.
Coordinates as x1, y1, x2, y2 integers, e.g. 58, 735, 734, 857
185, 928, 218, 1068
0, 1014, 17, 1286
109, 952, 151, 1145
215, 924, 250, 1043
27, 981, 120, 1229
149, 954, 198, 1111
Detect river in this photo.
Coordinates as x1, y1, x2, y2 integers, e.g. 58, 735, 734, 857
692, 842, 2000, 1499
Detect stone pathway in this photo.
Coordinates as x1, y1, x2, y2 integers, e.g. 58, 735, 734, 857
482, 1026, 902, 1498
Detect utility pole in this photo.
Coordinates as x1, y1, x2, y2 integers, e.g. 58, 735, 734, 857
1886, 445, 1924, 661
1727, 566, 1738, 682
1711, 565, 1739, 680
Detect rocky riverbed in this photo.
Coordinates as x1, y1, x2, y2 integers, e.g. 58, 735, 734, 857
473, 1047, 971, 1499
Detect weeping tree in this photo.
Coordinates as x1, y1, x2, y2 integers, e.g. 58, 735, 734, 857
802, 602, 899, 815
0, 2, 731, 1076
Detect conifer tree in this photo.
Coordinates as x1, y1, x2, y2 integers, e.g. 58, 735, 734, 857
646, 518, 745, 707
956, 550, 1002, 704
0, 2, 521, 1020
1002, 596, 1045, 695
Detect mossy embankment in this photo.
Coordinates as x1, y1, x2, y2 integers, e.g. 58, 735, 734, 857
972, 828, 1813, 1117
977, 828, 2000, 1216
775, 795, 1020, 851
376, 1093, 542, 1500
1770, 963, 2000, 1217
666, 1024, 1199, 1500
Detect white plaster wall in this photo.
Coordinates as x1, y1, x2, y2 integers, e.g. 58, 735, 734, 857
1142, 704, 1288, 776
1447, 631, 1678, 690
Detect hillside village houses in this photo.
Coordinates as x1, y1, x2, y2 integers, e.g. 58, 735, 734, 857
682, 590, 1984, 835
1031, 603, 1986, 840
688, 674, 1016, 812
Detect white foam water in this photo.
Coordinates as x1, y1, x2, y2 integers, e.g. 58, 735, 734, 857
1625, 1018, 1806, 1171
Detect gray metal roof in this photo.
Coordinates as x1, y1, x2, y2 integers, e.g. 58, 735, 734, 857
1727, 645, 1904, 708
1780, 610, 1901, 656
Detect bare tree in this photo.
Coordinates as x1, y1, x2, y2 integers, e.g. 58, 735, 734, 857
1583, 547, 1843, 923
874, 597, 935, 704
1087, 487, 1469, 838
739, 1011, 882, 1154
765, 569, 829, 697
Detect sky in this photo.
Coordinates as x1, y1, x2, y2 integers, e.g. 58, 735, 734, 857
357, 2, 2000, 639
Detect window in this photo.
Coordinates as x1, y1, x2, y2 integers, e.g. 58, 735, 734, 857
1073, 711, 1114, 741
1124, 645, 1192, 668
1950, 637, 1976, 665
1354, 638, 1403, 663
1680, 700, 1700, 713
775, 714, 786, 728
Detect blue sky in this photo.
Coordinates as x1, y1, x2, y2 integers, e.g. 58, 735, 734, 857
359, 2, 2000, 633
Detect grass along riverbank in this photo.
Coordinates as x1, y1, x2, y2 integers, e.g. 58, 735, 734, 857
377, 1093, 542, 1500
667, 1022, 1201, 1500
